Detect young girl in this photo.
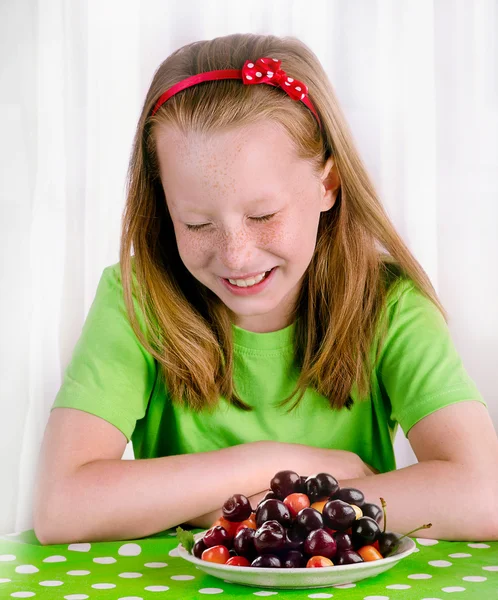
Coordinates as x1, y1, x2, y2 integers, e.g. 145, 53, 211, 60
33, 33, 498, 545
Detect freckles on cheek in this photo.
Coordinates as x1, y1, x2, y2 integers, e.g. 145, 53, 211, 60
259, 221, 284, 246
177, 232, 209, 265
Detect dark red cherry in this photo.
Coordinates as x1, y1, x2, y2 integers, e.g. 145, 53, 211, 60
256, 499, 292, 528
270, 470, 301, 499
222, 493, 252, 522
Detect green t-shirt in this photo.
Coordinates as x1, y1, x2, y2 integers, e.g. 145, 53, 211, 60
52, 261, 486, 473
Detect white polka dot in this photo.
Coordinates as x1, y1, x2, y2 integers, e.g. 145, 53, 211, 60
408, 573, 433, 579
449, 553, 471, 558
256, 72, 262, 77
386, 585, 411, 589
11, 594, 35, 598
364, 597, 389, 600
288, 78, 294, 83
145, 587, 170, 592
67, 570, 90, 576
253, 593, 278, 597
441, 587, 465, 593
118, 572, 143, 578
308, 595, 333, 599
43, 555, 67, 563
483, 565, 498, 571
462, 576, 487, 582
247, 63, 254, 68
15, 565, 39, 574
0, 579, 11, 583
168, 548, 179, 557
39, 580, 64, 586
65, 596, 90, 599
91, 583, 116, 589
93, 557, 116, 564
199, 589, 224, 595
0, 554, 16, 561
467, 543, 490, 548
171, 575, 195, 580
333, 583, 356, 588
429, 560, 452, 567
118, 543, 142, 556
284, 82, 291, 86
68, 543, 91, 552
245, 75, 253, 81
145, 562, 168, 568
295, 86, 302, 91
267, 71, 274, 77
417, 538, 439, 546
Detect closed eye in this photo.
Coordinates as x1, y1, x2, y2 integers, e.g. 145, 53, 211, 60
185, 213, 276, 231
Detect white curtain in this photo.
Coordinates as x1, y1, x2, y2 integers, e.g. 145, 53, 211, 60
1, 0, 496, 535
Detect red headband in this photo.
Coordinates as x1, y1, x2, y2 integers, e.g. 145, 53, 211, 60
151, 56, 321, 130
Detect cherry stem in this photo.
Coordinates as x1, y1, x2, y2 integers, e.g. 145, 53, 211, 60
380, 497, 387, 533
387, 523, 433, 556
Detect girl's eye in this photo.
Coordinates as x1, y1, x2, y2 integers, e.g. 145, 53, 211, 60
185, 223, 208, 231
251, 213, 276, 223
185, 213, 276, 231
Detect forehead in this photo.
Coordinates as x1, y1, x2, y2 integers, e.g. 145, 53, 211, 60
155, 120, 311, 212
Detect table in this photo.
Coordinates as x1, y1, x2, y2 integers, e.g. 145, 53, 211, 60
1, 528, 497, 599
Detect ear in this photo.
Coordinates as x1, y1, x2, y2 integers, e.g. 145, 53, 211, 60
320, 156, 341, 212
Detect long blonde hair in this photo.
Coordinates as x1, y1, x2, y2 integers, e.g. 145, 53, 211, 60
119, 33, 444, 413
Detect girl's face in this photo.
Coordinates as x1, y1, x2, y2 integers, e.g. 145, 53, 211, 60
156, 120, 339, 333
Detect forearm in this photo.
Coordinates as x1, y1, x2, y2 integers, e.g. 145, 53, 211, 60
340, 459, 498, 541
36, 441, 280, 544
185, 447, 376, 530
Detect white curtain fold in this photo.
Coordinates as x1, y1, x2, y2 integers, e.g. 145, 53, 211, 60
1, 0, 496, 535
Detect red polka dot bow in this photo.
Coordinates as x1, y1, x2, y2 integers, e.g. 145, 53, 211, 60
242, 57, 309, 102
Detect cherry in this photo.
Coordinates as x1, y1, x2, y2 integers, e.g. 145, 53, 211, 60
304, 528, 337, 559
251, 554, 282, 568
323, 499, 356, 531
336, 549, 363, 564
270, 470, 301, 499
283, 549, 306, 568
253, 520, 286, 554
256, 499, 292, 528
305, 473, 339, 502
222, 494, 252, 522
331, 487, 365, 507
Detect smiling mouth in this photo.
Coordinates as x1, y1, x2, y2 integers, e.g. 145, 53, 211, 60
223, 268, 275, 287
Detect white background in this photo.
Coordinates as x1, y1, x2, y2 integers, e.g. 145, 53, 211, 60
0, 0, 497, 535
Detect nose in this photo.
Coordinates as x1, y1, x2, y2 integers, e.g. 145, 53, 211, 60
218, 228, 253, 273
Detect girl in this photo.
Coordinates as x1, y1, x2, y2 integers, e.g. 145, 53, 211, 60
33, 33, 498, 545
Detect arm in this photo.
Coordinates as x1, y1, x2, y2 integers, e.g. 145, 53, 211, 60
34, 408, 373, 545
337, 401, 498, 541
185, 456, 378, 530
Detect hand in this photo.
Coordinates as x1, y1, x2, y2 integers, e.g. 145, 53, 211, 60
264, 441, 379, 481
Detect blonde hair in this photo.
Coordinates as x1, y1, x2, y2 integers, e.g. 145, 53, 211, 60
119, 33, 445, 413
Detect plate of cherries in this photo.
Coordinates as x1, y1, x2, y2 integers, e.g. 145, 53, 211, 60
176, 470, 429, 589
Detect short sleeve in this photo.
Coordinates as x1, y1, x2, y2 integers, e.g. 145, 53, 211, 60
52, 262, 157, 441
377, 279, 486, 437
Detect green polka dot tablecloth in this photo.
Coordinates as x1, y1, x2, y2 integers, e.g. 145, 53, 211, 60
1, 528, 497, 599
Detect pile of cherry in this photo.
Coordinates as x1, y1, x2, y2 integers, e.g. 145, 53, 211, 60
191, 470, 430, 568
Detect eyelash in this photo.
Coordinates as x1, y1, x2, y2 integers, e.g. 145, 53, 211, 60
185, 213, 275, 231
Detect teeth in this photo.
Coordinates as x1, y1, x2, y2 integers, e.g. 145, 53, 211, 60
228, 270, 269, 287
